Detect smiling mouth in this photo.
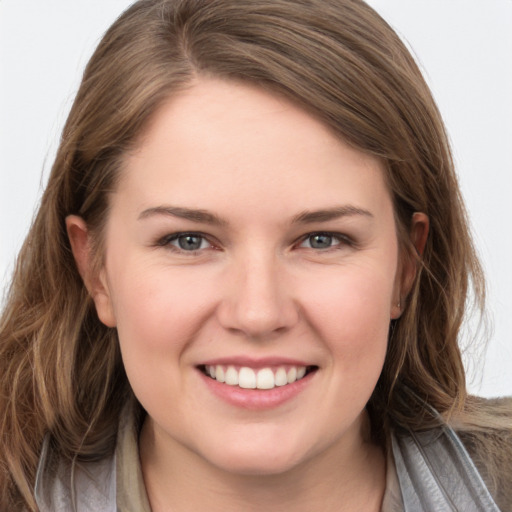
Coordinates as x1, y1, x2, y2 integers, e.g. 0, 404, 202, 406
199, 365, 318, 390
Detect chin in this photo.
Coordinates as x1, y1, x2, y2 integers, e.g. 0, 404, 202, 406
219, 455, 303, 477
202, 439, 310, 477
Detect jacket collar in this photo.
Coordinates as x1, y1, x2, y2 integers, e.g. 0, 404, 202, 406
35, 407, 501, 511
392, 424, 501, 511
34, 435, 116, 512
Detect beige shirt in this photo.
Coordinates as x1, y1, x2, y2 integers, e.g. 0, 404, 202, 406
381, 447, 405, 512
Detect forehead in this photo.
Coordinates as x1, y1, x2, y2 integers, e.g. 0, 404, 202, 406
118, 78, 392, 222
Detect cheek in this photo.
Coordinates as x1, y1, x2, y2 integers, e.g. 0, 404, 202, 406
107, 265, 216, 412
109, 263, 211, 347
301, 267, 394, 367
289, 266, 395, 438
104, 266, 206, 393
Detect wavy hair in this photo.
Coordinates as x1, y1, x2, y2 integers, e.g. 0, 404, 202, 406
0, 0, 497, 509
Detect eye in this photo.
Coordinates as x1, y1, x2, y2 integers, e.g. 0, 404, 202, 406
158, 232, 211, 252
299, 232, 349, 250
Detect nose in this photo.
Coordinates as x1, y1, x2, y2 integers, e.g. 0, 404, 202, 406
217, 253, 299, 339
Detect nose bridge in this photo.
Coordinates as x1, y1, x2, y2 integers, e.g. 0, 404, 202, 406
218, 247, 298, 337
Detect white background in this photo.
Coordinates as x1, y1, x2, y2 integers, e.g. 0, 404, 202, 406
1, 1, 511, 397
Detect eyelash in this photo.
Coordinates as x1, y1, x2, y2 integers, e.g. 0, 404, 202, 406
156, 232, 215, 254
155, 231, 354, 254
298, 232, 354, 251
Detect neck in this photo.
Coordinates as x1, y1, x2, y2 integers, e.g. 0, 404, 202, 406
139, 414, 386, 512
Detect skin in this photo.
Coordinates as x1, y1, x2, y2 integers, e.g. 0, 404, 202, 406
67, 78, 428, 512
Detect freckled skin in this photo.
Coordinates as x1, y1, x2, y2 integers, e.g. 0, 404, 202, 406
70, 78, 422, 511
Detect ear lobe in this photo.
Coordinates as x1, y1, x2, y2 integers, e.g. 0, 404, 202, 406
66, 215, 117, 327
391, 212, 429, 319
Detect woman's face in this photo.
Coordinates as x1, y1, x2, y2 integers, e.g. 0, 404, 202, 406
76, 78, 410, 475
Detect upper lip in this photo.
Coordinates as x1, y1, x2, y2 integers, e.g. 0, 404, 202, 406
198, 356, 315, 368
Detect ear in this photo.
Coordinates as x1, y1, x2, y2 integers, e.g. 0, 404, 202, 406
391, 212, 429, 319
66, 215, 117, 327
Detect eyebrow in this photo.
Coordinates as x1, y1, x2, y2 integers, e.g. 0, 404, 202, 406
138, 204, 373, 226
292, 205, 373, 224
138, 206, 228, 226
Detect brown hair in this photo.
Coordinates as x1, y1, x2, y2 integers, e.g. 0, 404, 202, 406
0, 0, 505, 509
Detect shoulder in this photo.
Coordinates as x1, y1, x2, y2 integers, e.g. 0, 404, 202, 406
455, 396, 512, 511
389, 396, 512, 511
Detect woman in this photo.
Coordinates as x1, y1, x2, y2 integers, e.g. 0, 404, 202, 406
1, 0, 510, 510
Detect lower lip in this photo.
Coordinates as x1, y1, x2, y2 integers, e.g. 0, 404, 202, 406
198, 370, 315, 410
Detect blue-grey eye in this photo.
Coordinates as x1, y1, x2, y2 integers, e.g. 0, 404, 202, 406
173, 234, 207, 251
309, 234, 333, 249
300, 233, 343, 250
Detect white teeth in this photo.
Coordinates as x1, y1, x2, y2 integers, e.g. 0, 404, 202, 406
287, 367, 297, 384
256, 368, 275, 389
225, 366, 238, 386
239, 367, 256, 389
274, 367, 288, 387
205, 364, 310, 389
216, 366, 225, 383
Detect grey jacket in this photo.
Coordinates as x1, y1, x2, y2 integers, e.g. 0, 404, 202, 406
34, 419, 503, 512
